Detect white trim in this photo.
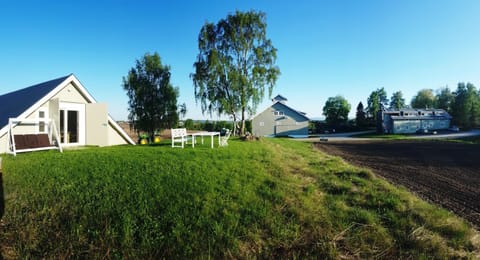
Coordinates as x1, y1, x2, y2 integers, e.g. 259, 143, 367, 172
37, 107, 48, 134
107, 115, 136, 145
60, 102, 86, 146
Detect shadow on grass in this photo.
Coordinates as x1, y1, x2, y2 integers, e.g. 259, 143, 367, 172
0, 173, 3, 219
0, 158, 3, 220
0, 166, 3, 260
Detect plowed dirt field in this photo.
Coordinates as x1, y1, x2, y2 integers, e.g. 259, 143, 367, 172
315, 140, 480, 229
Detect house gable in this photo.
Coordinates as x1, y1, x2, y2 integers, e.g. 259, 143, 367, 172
0, 74, 135, 150
252, 96, 309, 137
51, 82, 91, 104
271, 102, 309, 122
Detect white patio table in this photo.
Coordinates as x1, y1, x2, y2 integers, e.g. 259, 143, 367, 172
191, 131, 220, 148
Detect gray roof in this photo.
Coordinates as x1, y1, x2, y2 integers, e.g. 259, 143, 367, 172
273, 101, 309, 121
384, 108, 452, 121
390, 115, 451, 120
272, 94, 288, 102
0, 75, 70, 128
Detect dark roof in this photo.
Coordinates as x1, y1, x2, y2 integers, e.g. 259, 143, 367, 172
390, 115, 452, 120
383, 108, 452, 121
272, 94, 288, 102
0, 75, 70, 128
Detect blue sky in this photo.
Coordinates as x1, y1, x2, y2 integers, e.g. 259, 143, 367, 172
1, 1, 479, 120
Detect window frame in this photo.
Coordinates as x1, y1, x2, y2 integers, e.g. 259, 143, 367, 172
37, 108, 48, 134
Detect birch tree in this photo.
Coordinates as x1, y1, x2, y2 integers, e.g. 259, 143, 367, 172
191, 10, 280, 135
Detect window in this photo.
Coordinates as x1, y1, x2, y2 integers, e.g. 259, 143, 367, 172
273, 111, 284, 116
259, 122, 265, 126
38, 109, 48, 133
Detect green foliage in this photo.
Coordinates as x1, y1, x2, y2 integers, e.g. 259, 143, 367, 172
191, 10, 281, 135
183, 118, 194, 129
389, 91, 406, 110
1, 139, 478, 258
322, 95, 351, 127
355, 101, 367, 127
435, 86, 455, 113
411, 89, 435, 109
182, 119, 234, 132
178, 103, 187, 120
451, 82, 480, 129
123, 52, 179, 139
366, 87, 388, 122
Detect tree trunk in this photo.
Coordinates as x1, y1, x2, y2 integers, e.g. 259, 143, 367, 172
240, 106, 246, 136
232, 113, 237, 136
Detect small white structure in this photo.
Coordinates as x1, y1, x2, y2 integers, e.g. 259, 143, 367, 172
0, 74, 135, 154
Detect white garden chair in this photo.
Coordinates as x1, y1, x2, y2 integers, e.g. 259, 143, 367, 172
219, 129, 231, 147
171, 128, 191, 148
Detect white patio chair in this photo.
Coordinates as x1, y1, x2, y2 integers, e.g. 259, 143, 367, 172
219, 129, 231, 147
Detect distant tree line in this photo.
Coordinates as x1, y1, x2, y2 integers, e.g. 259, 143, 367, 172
320, 82, 480, 132
182, 119, 251, 133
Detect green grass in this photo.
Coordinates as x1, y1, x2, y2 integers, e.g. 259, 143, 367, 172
1, 138, 478, 258
447, 136, 480, 144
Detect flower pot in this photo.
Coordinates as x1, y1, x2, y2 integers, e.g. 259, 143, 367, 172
153, 136, 161, 143
140, 138, 148, 145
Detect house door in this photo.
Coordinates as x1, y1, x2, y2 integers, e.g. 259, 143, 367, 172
59, 103, 85, 145
86, 103, 108, 146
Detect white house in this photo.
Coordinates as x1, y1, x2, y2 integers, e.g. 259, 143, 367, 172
378, 108, 452, 134
0, 74, 135, 154
252, 95, 309, 137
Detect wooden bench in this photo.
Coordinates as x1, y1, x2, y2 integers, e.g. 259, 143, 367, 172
7, 118, 63, 156
14, 134, 51, 150
171, 128, 191, 148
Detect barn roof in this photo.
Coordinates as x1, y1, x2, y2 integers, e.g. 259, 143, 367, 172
272, 94, 288, 103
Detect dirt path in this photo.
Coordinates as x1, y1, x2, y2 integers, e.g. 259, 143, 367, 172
315, 140, 480, 228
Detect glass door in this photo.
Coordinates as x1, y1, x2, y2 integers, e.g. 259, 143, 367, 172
59, 103, 85, 145
60, 110, 79, 143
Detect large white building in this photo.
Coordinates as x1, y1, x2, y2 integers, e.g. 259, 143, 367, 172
378, 109, 452, 134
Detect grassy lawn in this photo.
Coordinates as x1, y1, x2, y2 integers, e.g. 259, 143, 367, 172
1, 138, 478, 258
